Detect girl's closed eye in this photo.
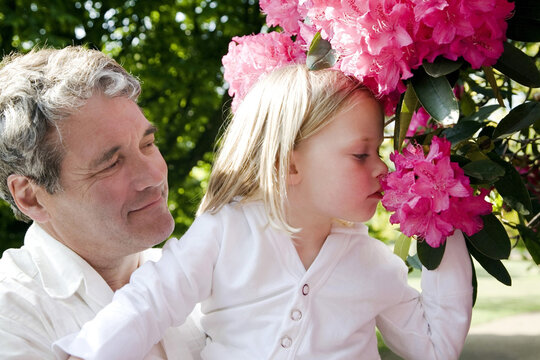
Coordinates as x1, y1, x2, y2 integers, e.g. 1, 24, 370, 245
353, 153, 369, 161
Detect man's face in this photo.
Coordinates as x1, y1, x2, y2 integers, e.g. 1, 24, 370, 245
38, 94, 174, 262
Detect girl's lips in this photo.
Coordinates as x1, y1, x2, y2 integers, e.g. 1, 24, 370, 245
369, 190, 384, 199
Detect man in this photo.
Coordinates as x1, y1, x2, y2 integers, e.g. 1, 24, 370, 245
0, 46, 205, 359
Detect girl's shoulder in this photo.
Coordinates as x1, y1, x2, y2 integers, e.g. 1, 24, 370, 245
195, 199, 269, 231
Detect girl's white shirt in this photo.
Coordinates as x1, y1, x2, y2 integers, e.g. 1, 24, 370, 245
54, 200, 473, 360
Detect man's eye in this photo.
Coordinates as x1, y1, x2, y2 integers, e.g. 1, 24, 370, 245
105, 160, 120, 171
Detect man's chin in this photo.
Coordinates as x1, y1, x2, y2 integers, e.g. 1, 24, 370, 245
130, 213, 175, 247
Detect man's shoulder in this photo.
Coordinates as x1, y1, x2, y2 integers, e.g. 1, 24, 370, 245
0, 248, 50, 325
0, 246, 38, 284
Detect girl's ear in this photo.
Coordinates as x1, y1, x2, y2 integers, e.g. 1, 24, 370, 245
288, 150, 302, 186
7, 175, 50, 222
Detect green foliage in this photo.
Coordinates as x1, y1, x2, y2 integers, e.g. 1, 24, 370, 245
0, 0, 264, 253
410, 65, 459, 123
417, 240, 446, 270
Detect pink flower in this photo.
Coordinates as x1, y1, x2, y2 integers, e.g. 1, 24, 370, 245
221, 0, 514, 116
449, 16, 507, 68
222, 32, 305, 111
381, 170, 418, 212
406, 107, 434, 137
381, 136, 493, 247
442, 188, 493, 236
418, 0, 475, 45
399, 198, 455, 247
259, 0, 303, 35
412, 157, 471, 212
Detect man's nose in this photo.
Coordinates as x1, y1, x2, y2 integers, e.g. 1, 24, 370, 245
132, 152, 166, 191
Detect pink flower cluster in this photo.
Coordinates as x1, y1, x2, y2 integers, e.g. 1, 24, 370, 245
222, 0, 514, 113
381, 136, 493, 247
222, 32, 306, 111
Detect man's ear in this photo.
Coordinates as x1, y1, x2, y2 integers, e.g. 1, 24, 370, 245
288, 150, 302, 186
7, 175, 50, 222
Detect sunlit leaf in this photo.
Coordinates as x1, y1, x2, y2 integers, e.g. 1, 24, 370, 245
395, 84, 419, 151
417, 239, 446, 270
306, 32, 337, 71
493, 102, 540, 139
466, 214, 511, 260
461, 105, 500, 123
394, 234, 412, 262
482, 66, 505, 107
466, 239, 512, 286
411, 67, 459, 123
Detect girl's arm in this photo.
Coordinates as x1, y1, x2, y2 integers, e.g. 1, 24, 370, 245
52, 214, 221, 360
376, 230, 473, 360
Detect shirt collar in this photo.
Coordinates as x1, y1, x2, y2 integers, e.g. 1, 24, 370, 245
24, 223, 113, 304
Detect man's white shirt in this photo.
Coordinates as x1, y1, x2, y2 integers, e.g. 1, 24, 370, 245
0, 223, 206, 359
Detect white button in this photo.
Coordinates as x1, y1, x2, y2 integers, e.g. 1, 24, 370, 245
281, 335, 292, 348
302, 284, 309, 295
290, 309, 302, 321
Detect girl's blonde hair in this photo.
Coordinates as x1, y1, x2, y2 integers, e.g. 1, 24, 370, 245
198, 64, 374, 232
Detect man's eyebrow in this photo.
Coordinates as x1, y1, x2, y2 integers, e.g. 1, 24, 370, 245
144, 125, 158, 137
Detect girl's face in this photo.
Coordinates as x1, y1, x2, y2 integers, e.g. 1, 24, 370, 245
289, 93, 387, 228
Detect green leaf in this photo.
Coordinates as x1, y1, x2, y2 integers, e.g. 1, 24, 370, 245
394, 234, 412, 262
417, 239, 446, 270
482, 66, 505, 107
470, 256, 478, 307
422, 58, 463, 78
488, 152, 533, 215
306, 32, 337, 71
494, 42, 540, 88
411, 67, 459, 123
493, 102, 540, 139
461, 104, 500, 123
395, 84, 420, 151
441, 121, 482, 145
466, 239, 512, 286
466, 214, 511, 260
517, 224, 540, 265
406, 254, 423, 270
462, 159, 505, 182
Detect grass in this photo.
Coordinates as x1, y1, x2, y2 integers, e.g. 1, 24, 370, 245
378, 254, 540, 358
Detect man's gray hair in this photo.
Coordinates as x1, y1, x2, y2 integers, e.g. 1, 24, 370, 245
0, 46, 141, 221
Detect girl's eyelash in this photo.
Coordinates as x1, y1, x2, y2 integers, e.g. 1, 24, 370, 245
354, 154, 369, 160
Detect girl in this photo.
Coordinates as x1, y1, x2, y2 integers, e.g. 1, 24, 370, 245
54, 65, 473, 360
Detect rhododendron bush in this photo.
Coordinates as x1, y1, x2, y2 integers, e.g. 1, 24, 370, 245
222, 0, 540, 292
